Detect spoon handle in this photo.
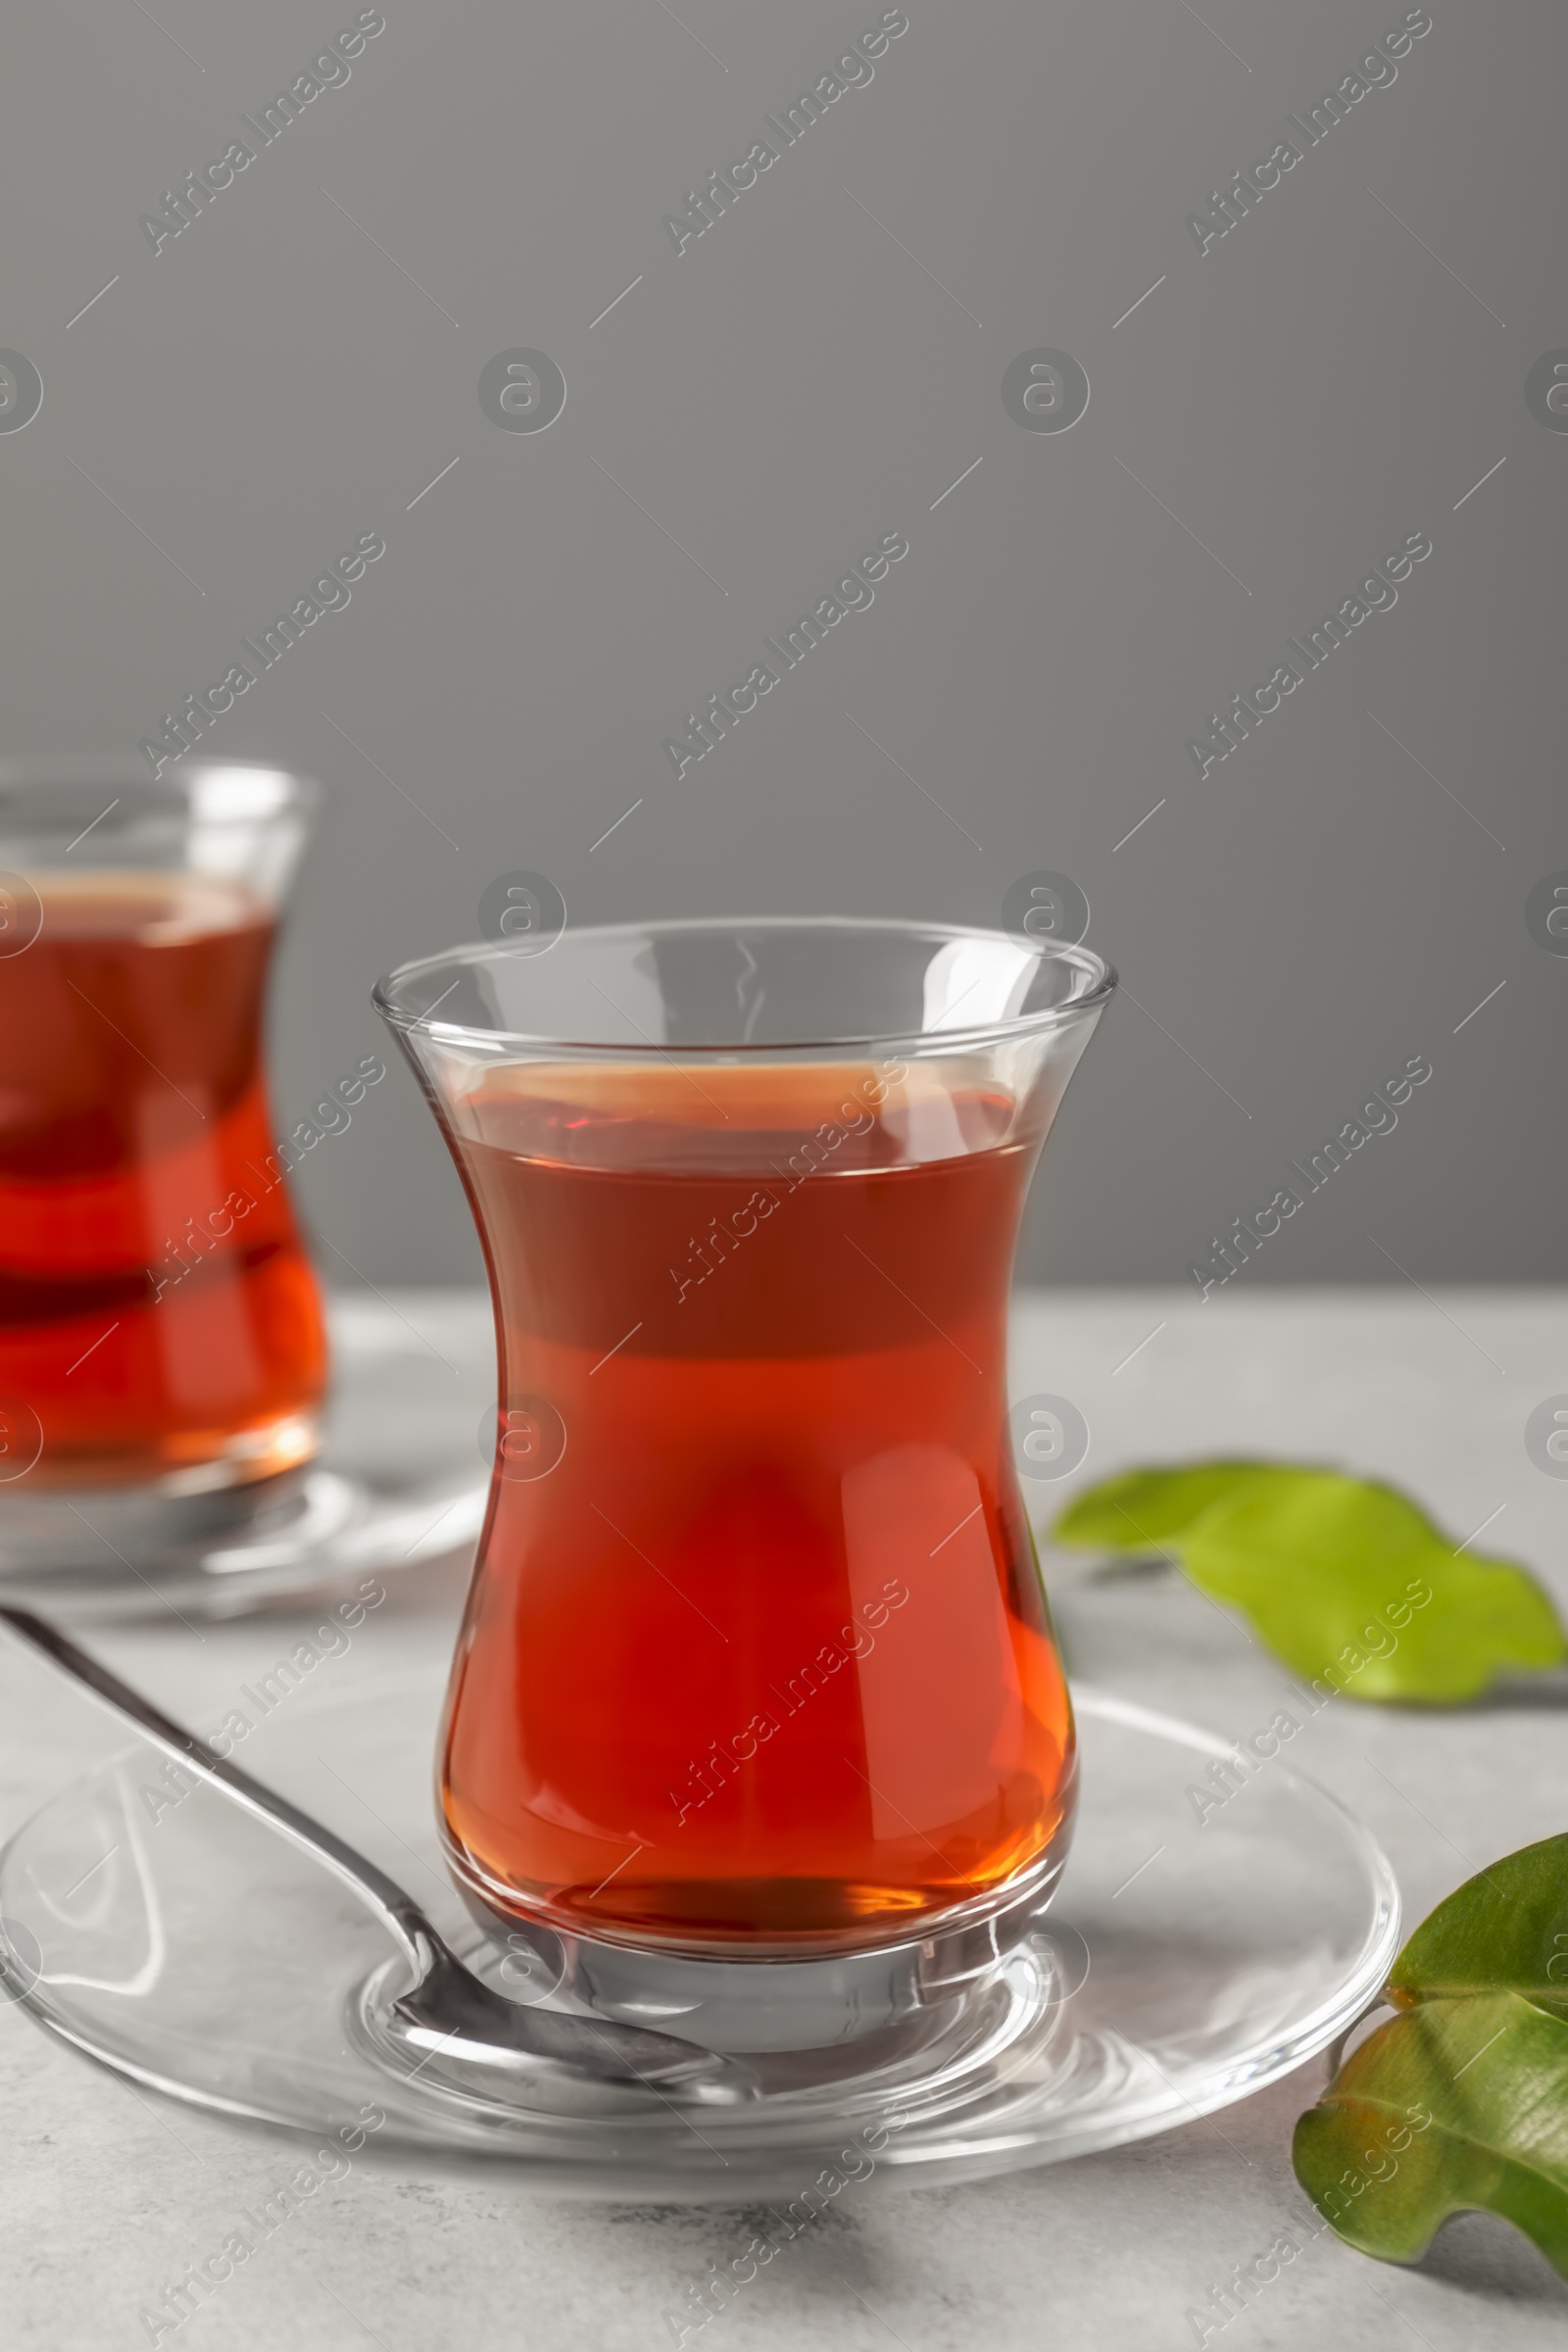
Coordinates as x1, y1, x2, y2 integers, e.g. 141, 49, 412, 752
0, 1605, 437, 1975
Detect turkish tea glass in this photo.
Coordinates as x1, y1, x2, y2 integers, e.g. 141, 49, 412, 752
0, 762, 327, 1511
376, 918, 1113, 2047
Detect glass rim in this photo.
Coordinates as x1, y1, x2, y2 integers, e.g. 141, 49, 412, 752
0, 758, 318, 831
373, 916, 1117, 1058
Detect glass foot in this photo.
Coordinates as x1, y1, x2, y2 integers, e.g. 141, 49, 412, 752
445, 1835, 1072, 2054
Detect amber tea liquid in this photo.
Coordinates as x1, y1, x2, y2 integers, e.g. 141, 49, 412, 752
440, 1064, 1074, 1952
0, 875, 325, 1487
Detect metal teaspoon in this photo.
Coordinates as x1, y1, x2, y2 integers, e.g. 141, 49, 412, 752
0, 1607, 758, 2107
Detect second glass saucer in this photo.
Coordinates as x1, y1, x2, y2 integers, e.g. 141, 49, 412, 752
0, 1298, 492, 1621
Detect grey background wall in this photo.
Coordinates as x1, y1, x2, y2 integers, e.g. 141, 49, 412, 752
2, 0, 1561, 1289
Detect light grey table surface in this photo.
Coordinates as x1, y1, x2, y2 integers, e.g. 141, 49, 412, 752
3, 1287, 1566, 2352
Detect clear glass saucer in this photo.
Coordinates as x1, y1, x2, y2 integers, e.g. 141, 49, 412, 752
0, 1675, 1397, 2198
0, 1301, 491, 1621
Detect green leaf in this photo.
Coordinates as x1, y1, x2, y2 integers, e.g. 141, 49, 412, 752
1294, 1839, 1568, 2277
1293, 1994, 1568, 2275
1050, 1461, 1275, 1554
1052, 1458, 1566, 1703
1388, 1836, 1568, 2019
1181, 1472, 1565, 1703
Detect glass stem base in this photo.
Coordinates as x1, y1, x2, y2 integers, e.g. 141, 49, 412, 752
450, 1831, 1075, 2055
0, 1436, 324, 1579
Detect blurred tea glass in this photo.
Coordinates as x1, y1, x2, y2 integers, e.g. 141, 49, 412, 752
377, 918, 1114, 2046
0, 762, 326, 1516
